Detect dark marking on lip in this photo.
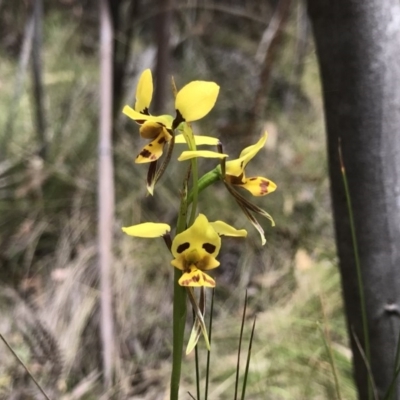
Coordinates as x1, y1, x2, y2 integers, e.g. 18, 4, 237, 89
177, 242, 190, 253
139, 149, 152, 158
260, 179, 270, 194
202, 243, 216, 254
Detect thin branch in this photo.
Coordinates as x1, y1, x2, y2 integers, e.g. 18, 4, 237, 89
0, 333, 51, 400
249, 0, 291, 135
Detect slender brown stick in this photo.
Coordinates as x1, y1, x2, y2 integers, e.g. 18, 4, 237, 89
0, 333, 51, 400
249, 0, 291, 136
99, 0, 115, 389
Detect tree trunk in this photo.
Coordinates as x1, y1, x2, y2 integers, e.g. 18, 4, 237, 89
307, 1, 400, 398
99, 0, 115, 389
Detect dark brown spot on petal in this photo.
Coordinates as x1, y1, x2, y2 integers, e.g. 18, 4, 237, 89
177, 242, 190, 254
149, 143, 153, 147
260, 180, 270, 194
226, 173, 245, 185
142, 107, 150, 115
202, 243, 216, 254
192, 274, 200, 282
240, 161, 244, 168
249, 177, 257, 181
139, 149, 152, 158
158, 136, 166, 144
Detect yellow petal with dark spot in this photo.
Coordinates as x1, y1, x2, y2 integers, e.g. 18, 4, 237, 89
239, 177, 277, 196
171, 214, 221, 259
178, 150, 228, 161
135, 131, 170, 163
122, 222, 170, 237
178, 267, 216, 287
140, 122, 172, 140
134, 69, 153, 113
175, 81, 219, 122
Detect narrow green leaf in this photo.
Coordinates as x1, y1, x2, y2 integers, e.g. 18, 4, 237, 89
241, 317, 256, 400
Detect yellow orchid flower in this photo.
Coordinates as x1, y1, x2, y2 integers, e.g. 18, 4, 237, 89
123, 69, 220, 163
123, 70, 223, 195
179, 132, 276, 245
180, 132, 276, 195
171, 214, 246, 287
225, 132, 277, 196
122, 214, 247, 287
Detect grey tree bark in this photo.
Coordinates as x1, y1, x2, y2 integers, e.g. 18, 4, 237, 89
307, 1, 400, 398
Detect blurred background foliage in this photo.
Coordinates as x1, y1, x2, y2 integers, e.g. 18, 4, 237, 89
0, 0, 356, 398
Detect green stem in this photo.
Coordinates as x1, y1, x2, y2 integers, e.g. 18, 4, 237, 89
187, 167, 221, 205
170, 189, 188, 400
188, 157, 199, 225
339, 142, 371, 400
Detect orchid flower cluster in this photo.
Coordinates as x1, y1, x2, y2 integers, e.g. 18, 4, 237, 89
121, 69, 276, 369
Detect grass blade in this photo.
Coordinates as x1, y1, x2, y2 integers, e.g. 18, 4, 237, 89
240, 317, 256, 400
383, 328, 400, 400
234, 290, 248, 400
319, 295, 342, 400
194, 314, 201, 400
205, 288, 215, 400
194, 288, 205, 400
338, 139, 371, 399
351, 327, 378, 400
187, 288, 210, 352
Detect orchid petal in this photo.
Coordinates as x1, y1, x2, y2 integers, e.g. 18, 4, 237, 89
175, 81, 219, 122
123, 105, 173, 127
135, 131, 170, 163
238, 177, 277, 197
139, 121, 172, 140
134, 69, 153, 113
175, 134, 220, 146
178, 150, 228, 161
225, 132, 268, 177
122, 222, 170, 238
178, 267, 216, 287
171, 214, 221, 259
210, 221, 248, 237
